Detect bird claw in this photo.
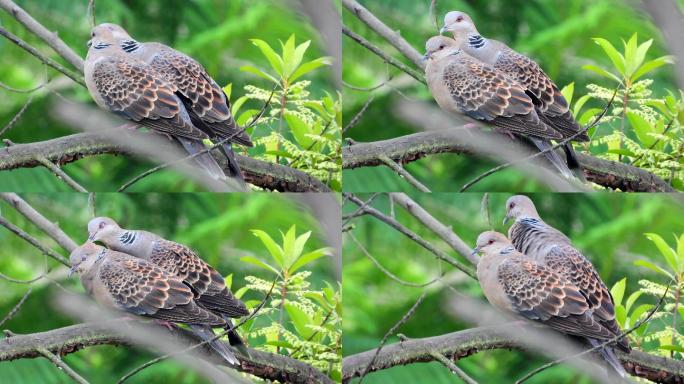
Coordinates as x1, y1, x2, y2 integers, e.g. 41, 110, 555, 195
152, 319, 178, 331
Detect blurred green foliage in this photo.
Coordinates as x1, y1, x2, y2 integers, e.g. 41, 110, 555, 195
0, 193, 339, 383
342, 0, 684, 192
0, 0, 337, 191
343, 193, 684, 383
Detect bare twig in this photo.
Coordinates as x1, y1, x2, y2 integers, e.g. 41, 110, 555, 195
342, 25, 425, 84
35, 156, 88, 192
429, 351, 479, 384
0, 27, 85, 86
359, 290, 427, 382
0, 193, 78, 253
86, 0, 96, 29
87, 193, 96, 218
342, 0, 425, 69
0, 288, 32, 328
389, 193, 478, 265
0, 80, 44, 93
378, 155, 431, 192
343, 94, 374, 134
0, 94, 34, 138
344, 193, 477, 278
0, 216, 69, 266
0, 0, 85, 71
36, 347, 90, 384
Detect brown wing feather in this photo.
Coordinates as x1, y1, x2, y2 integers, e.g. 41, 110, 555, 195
99, 256, 223, 325
92, 57, 206, 140
444, 59, 562, 140
148, 46, 252, 146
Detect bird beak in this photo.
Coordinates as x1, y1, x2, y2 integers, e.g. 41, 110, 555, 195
68, 264, 78, 278
87, 39, 92, 48
439, 25, 449, 34
421, 52, 430, 62
503, 215, 511, 226
88, 231, 97, 241
470, 246, 480, 256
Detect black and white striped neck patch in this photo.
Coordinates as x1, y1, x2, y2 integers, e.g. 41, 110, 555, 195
119, 231, 137, 245
121, 40, 139, 53
93, 42, 111, 50
468, 35, 486, 49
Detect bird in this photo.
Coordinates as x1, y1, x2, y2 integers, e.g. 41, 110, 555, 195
423, 36, 576, 179
84, 23, 250, 185
472, 231, 628, 376
68, 242, 242, 364
441, 11, 588, 180
503, 195, 629, 351
86, 216, 249, 353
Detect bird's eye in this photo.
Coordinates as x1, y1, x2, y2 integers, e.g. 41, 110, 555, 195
456, 16, 464, 22
488, 239, 494, 244
439, 44, 444, 49
98, 222, 105, 229
509, 203, 515, 209
91, 32, 95, 37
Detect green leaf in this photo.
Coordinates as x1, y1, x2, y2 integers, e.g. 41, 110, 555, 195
578, 108, 603, 126
285, 112, 314, 148
634, 259, 674, 279
627, 111, 655, 147
611, 278, 626, 305
281, 225, 297, 268
630, 303, 654, 324
240, 256, 281, 276
592, 38, 625, 76
679, 306, 684, 322
645, 233, 679, 274
560, 82, 574, 105
224, 273, 233, 290
250, 38, 283, 76
676, 233, 684, 266
630, 38, 653, 78
240, 65, 279, 84
622, 33, 639, 77
231, 95, 250, 116
251, 229, 285, 268
234, 286, 249, 300
625, 290, 642, 313
286, 39, 311, 80
285, 302, 314, 339
582, 64, 622, 83
632, 56, 675, 82
290, 57, 332, 83
573, 94, 592, 118
659, 345, 684, 353
223, 83, 232, 100
292, 230, 312, 264
290, 248, 332, 273
264, 340, 295, 349
280, 34, 297, 79
615, 305, 627, 327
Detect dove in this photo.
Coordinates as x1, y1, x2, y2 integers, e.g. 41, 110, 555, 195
87, 217, 249, 352
84, 23, 248, 185
503, 195, 629, 354
472, 231, 628, 377
441, 12, 587, 180
423, 36, 575, 179
68, 242, 241, 364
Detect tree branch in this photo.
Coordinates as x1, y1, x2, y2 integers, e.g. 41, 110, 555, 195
0, 0, 85, 72
343, 130, 675, 192
0, 322, 334, 384
342, 326, 684, 384
0, 133, 331, 192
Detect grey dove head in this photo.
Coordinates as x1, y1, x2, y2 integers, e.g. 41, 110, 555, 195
69, 242, 107, 277
471, 231, 511, 256
441, 11, 477, 36
88, 216, 121, 242
87, 23, 132, 50
423, 36, 460, 62
503, 195, 540, 225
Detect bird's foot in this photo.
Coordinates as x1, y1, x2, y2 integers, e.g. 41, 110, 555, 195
152, 319, 178, 331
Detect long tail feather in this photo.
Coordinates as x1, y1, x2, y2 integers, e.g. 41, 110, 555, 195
223, 316, 250, 357
528, 137, 575, 180
189, 324, 239, 365
175, 137, 227, 181
588, 338, 627, 378
562, 144, 587, 182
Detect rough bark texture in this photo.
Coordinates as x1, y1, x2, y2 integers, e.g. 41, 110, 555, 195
343, 326, 684, 383
0, 322, 334, 384
0, 133, 331, 192
343, 131, 675, 192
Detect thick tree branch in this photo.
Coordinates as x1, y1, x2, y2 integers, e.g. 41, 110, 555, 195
343, 130, 675, 192
342, 326, 684, 384
0, 133, 331, 192
0, 322, 333, 384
